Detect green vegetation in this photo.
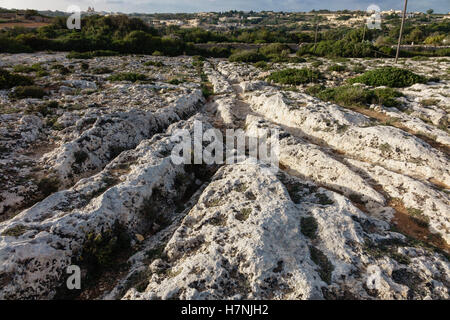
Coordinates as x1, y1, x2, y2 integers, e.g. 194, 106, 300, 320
328, 64, 347, 72
407, 207, 430, 228
236, 208, 252, 221
300, 216, 318, 239
74, 150, 89, 165
307, 85, 403, 108
37, 176, 60, 197
268, 68, 321, 85
13, 63, 44, 73
67, 50, 119, 59
229, 49, 267, 63
108, 72, 148, 82
348, 67, 427, 88
1, 225, 28, 237
144, 60, 164, 67
80, 222, 131, 273
0, 69, 33, 89
309, 246, 334, 284
91, 67, 112, 74
168, 78, 185, 85
9, 85, 46, 99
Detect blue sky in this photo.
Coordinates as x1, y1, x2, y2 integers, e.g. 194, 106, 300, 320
1, 0, 449, 13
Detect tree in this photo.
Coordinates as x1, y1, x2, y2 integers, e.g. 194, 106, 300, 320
426, 9, 434, 15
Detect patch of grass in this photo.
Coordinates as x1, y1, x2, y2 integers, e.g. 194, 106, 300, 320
67, 50, 118, 59
309, 85, 402, 109
144, 60, 164, 67
1, 225, 28, 237
80, 222, 131, 274
328, 64, 347, 72
253, 61, 269, 70
91, 67, 112, 74
420, 98, 440, 107
236, 208, 252, 221
9, 85, 46, 99
407, 207, 430, 228
316, 193, 334, 205
13, 63, 44, 73
229, 49, 267, 63
309, 246, 334, 284
347, 67, 426, 88
168, 78, 185, 85
74, 150, 88, 165
379, 142, 392, 155
301, 216, 318, 239
108, 72, 147, 82
37, 176, 60, 197
268, 68, 321, 85
0, 68, 33, 89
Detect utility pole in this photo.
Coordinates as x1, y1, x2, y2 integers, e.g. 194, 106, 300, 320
313, 16, 319, 53
362, 23, 366, 42
395, 0, 408, 63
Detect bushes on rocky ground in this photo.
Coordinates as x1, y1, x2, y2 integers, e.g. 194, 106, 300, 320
348, 67, 427, 88
259, 43, 292, 56
268, 68, 322, 85
12, 63, 44, 73
309, 246, 334, 284
37, 176, 60, 197
143, 60, 164, 67
9, 85, 46, 99
91, 67, 112, 74
0, 69, 34, 89
67, 50, 119, 59
307, 85, 403, 108
297, 40, 377, 58
328, 64, 347, 72
229, 49, 267, 63
108, 72, 148, 82
80, 222, 131, 273
300, 216, 318, 239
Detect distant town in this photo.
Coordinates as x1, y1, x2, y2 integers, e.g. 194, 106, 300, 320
1, 7, 449, 33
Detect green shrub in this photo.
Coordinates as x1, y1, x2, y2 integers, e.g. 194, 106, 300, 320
309, 246, 334, 284
309, 85, 403, 109
81, 222, 131, 273
229, 49, 267, 63
37, 176, 60, 197
328, 64, 347, 72
301, 216, 318, 239
168, 78, 185, 85
13, 63, 43, 73
108, 72, 147, 82
254, 61, 269, 69
259, 43, 292, 56
92, 67, 112, 74
144, 60, 164, 67
9, 86, 46, 99
373, 88, 403, 108
268, 68, 321, 85
348, 67, 427, 88
0, 69, 34, 89
67, 50, 119, 59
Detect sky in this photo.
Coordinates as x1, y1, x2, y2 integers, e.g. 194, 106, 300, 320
0, 0, 449, 14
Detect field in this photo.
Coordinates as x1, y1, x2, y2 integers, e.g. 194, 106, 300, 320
0, 50, 449, 300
